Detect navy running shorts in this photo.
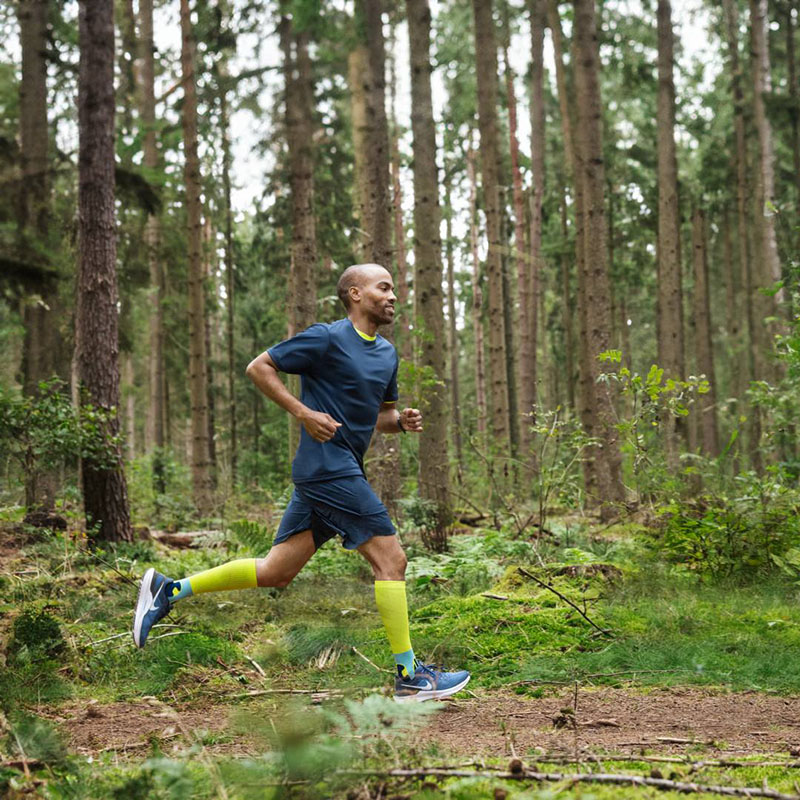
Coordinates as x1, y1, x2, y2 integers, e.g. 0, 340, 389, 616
274, 475, 396, 551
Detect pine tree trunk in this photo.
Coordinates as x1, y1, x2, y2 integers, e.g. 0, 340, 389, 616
548, 0, 597, 496
180, 0, 212, 515
351, 0, 400, 518
220, 83, 237, 487
786, 4, 800, 257
281, 19, 318, 462
138, 0, 166, 492
467, 144, 488, 438
444, 177, 463, 474
691, 208, 719, 457
203, 215, 217, 481
559, 181, 576, 412
525, 0, 546, 466
77, 0, 132, 542
471, 0, 510, 455
722, 0, 762, 470
749, 0, 784, 339
502, 41, 532, 465
18, 0, 65, 510
572, 0, 624, 512
406, 0, 451, 528
389, 33, 411, 362
656, 0, 685, 468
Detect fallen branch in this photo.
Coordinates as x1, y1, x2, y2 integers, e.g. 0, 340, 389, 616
538, 753, 800, 770
517, 568, 613, 637
340, 768, 800, 799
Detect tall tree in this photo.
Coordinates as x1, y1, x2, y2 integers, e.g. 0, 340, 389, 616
691, 207, 719, 457
76, 0, 132, 541
467, 142, 488, 438
138, 0, 166, 493
524, 0, 546, 466
18, 0, 64, 510
572, 0, 624, 510
749, 0, 784, 341
281, 14, 318, 460
350, 0, 400, 515
443, 173, 463, 471
180, 0, 213, 515
548, 0, 598, 495
722, 0, 761, 469
407, 0, 451, 525
656, 0, 684, 465
471, 0, 510, 454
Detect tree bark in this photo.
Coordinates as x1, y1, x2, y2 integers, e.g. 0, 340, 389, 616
351, 0, 400, 517
548, 0, 597, 495
691, 208, 719, 457
749, 0, 785, 344
785, 3, 800, 257
77, 0, 132, 542
722, 0, 761, 470
656, 0, 685, 467
471, 0, 510, 454
18, 0, 65, 510
180, 0, 212, 515
220, 80, 237, 487
525, 0, 546, 467
444, 175, 463, 473
572, 0, 624, 511
467, 143, 488, 438
406, 0, 451, 525
138, 0, 166, 493
281, 17, 318, 462
389, 31, 411, 362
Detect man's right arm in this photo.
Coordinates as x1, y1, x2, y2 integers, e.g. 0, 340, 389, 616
245, 352, 342, 443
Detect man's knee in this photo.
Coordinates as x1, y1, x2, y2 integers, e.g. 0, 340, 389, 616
256, 557, 298, 589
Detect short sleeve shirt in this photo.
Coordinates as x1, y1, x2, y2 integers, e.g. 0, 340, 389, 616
268, 318, 399, 483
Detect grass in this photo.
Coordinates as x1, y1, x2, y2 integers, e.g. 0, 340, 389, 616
4, 516, 800, 798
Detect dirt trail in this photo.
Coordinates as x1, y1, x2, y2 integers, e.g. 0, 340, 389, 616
428, 687, 800, 758
50, 687, 800, 760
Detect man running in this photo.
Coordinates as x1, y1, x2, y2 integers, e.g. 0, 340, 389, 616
133, 263, 470, 702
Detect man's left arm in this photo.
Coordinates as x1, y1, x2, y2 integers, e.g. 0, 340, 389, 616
376, 403, 423, 434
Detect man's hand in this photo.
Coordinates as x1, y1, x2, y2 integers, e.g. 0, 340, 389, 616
399, 407, 423, 433
299, 409, 342, 442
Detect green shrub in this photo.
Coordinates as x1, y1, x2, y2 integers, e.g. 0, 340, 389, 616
10, 609, 64, 658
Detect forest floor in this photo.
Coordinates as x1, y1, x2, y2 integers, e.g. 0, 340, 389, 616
4, 508, 800, 799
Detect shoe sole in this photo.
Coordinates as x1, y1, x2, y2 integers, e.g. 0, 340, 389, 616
132, 567, 155, 648
394, 674, 471, 703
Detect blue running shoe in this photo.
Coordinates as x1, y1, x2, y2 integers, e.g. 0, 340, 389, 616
394, 663, 471, 703
133, 568, 173, 648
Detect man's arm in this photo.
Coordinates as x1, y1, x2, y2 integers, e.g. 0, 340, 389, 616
245, 351, 341, 443
376, 402, 423, 434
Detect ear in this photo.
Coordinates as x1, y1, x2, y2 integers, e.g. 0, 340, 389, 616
349, 284, 362, 304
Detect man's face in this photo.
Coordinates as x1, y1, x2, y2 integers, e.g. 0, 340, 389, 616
353, 267, 396, 325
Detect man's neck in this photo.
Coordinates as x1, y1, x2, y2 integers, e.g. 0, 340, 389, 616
348, 313, 377, 338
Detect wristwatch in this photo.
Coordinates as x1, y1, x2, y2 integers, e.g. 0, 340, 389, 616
396, 410, 407, 433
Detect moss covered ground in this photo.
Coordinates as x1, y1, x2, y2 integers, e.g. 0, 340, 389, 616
2, 511, 800, 798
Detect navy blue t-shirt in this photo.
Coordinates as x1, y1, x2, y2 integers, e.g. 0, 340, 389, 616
268, 319, 399, 484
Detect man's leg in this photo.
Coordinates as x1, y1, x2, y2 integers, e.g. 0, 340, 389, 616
358, 535, 415, 677
358, 534, 470, 702
133, 531, 316, 647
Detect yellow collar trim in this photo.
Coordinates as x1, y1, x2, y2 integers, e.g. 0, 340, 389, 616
352, 322, 376, 341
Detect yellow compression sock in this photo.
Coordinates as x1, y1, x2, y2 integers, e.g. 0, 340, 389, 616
374, 580, 415, 677
169, 559, 258, 602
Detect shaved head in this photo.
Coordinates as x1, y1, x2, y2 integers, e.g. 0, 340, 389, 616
337, 263, 392, 309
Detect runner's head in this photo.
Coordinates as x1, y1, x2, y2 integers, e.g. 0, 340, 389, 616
337, 264, 396, 325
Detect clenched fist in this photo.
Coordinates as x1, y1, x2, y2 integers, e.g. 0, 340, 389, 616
399, 407, 423, 433
299, 408, 342, 442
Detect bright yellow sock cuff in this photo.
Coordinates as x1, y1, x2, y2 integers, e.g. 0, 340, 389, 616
374, 580, 412, 655
187, 558, 258, 595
